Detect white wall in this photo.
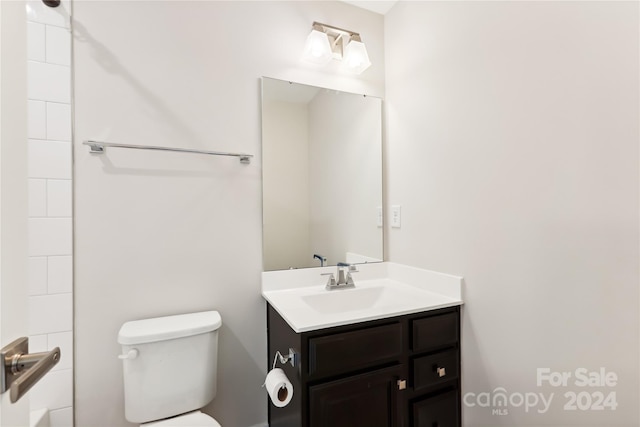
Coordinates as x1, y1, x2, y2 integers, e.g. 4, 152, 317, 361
25, 1, 74, 425
72, 2, 383, 426
262, 100, 311, 271
385, 2, 638, 426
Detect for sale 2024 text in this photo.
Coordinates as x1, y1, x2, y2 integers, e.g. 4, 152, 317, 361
537, 368, 618, 411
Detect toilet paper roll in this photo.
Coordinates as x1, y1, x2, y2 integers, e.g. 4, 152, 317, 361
265, 368, 293, 408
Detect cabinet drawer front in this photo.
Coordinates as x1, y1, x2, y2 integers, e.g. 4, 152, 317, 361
413, 350, 459, 391
412, 389, 459, 427
309, 365, 402, 427
308, 323, 402, 378
412, 311, 458, 352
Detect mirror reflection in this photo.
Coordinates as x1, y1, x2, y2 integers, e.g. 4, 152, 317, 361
261, 77, 383, 271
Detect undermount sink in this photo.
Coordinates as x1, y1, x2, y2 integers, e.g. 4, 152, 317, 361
300, 285, 424, 314
301, 286, 387, 314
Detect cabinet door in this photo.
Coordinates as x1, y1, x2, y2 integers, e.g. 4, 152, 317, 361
309, 365, 402, 427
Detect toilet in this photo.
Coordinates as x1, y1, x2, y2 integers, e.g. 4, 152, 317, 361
118, 311, 223, 427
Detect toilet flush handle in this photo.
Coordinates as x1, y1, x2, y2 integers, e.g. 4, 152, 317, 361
118, 349, 139, 360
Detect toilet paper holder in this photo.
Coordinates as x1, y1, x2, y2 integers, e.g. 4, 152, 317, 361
272, 348, 298, 369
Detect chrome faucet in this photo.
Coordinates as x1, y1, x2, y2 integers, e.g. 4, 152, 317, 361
313, 254, 326, 267
322, 263, 358, 290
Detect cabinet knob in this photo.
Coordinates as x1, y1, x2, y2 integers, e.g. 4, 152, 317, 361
397, 379, 406, 390
437, 367, 446, 377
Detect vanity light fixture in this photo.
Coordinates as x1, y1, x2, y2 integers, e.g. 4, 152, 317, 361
342, 33, 371, 75
301, 22, 372, 74
302, 23, 334, 66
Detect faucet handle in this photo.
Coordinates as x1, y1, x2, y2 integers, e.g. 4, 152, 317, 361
346, 268, 358, 286
337, 262, 358, 272
321, 273, 336, 288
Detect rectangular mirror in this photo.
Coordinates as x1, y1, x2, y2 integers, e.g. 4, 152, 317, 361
261, 77, 383, 271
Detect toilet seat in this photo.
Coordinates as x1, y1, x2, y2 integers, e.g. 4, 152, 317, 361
143, 411, 221, 427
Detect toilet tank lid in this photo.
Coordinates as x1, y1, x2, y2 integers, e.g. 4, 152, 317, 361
118, 311, 222, 345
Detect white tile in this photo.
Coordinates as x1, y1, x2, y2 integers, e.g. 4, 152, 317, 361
30, 409, 50, 427
48, 331, 72, 371
29, 178, 47, 217
29, 334, 48, 353
49, 407, 73, 427
27, 22, 45, 62
28, 218, 72, 257
46, 103, 71, 141
28, 61, 70, 103
28, 293, 72, 335
48, 255, 72, 294
28, 256, 48, 296
28, 100, 46, 140
47, 179, 72, 217
28, 140, 71, 179
29, 369, 72, 411
46, 25, 71, 66
26, 0, 71, 29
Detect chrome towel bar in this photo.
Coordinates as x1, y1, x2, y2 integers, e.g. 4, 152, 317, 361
83, 140, 253, 164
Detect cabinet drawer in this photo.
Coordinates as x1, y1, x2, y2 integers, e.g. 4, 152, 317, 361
412, 389, 459, 427
412, 311, 458, 352
309, 323, 402, 378
413, 349, 459, 391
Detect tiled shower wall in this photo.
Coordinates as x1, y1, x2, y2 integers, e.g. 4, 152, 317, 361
26, 1, 73, 425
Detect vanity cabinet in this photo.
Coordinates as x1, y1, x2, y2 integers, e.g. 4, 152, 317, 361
267, 304, 461, 427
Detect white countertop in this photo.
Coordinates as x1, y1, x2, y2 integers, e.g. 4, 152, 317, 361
262, 262, 463, 333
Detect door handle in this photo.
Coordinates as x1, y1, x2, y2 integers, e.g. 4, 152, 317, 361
1, 337, 60, 403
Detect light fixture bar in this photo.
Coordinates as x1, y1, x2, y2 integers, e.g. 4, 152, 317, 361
312, 22, 361, 40
310, 22, 361, 60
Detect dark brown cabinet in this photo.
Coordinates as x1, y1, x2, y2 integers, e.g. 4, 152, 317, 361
309, 365, 402, 427
412, 388, 459, 427
267, 304, 461, 427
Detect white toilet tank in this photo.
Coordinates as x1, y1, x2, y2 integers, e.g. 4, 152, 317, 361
118, 311, 222, 424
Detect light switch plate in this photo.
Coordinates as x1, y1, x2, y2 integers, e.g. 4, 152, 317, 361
391, 205, 401, 228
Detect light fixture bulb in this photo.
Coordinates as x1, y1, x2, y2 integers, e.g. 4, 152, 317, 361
343, 38, 371, 74
302, 29, 333, 66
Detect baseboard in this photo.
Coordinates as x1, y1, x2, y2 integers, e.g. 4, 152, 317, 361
247, 423, 268, 427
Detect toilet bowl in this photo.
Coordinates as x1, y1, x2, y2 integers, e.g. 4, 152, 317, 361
118, 311, 223, 426
143, 411, 221, 427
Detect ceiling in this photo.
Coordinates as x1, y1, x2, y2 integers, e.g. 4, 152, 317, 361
341, 0, 398, 15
